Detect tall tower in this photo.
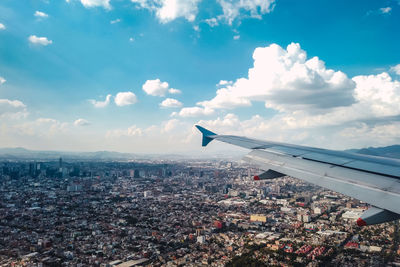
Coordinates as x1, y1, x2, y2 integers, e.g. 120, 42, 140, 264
59, 157, 63, 175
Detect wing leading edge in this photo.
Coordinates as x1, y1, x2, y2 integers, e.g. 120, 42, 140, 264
195, 125, 400, 226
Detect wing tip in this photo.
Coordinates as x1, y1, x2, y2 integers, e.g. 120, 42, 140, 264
195, 125, 217, 147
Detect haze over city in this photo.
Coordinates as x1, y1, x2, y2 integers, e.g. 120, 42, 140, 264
0, 0, 399, 154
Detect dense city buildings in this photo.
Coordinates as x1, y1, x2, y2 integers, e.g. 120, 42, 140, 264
0, 158, 399, 266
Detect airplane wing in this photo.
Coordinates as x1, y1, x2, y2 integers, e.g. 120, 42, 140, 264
195, 125, 400, 226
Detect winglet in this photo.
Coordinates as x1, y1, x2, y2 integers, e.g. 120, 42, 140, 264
195, 125, 217, 147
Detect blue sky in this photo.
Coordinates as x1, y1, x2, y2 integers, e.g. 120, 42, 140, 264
0, 0, 399, 153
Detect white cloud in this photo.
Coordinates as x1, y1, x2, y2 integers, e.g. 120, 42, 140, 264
0, 99, 28, 119
74, 118, 91, 126
142, 79, 170, 96
28, 35, 53, 46
34, 11, 49, 18
106, 125, 143, 138
177, 106, 214, 117
162, 119, 180, 132
130, 0, 277, 25
352, 72, 400, 117
193, 113, 346, 150
0, 99, 26, 114
177, 42, 400, 150
0, 77, 5, 85
339, 122, 400, 148
168, 88, 181, 94
114, 91, 138, 106
390, 64, 400, 75
10, 118, 69, 138
204, 17, 218, 27
197, 87, 252, 109
217, 0, 275, 25
160, 98, 183, 108
80, 0, 111, 9
157, 0, 200, 23
233, 35, 240, 40
89, 94, 112, 108
129, 37, 135, 42
131, 0, 201, 23
110, 18, 121, 24
252, 72, 400, 130
380, 7, 392, 14
195, 43, 355, 112
218, 80, 232, 86
0, 23, 6, 30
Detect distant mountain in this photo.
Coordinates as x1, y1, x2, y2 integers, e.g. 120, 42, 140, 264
1, 144, 399, 161
0, 147, 244, 161
0, 147, 139, 161
347, 145, 400, 159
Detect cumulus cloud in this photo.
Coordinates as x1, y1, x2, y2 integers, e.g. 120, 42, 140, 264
79, 0, 111, 9
34, 11, 49, 18
143, 79, 169, 96
0, 23, 6, 30
217, 0, 275, 25
0, 77, 5, 85
131, 0, 276, 25
380, 7, 392, 14
142, 79, 180, 96
390, 64, 400, 75
242, 71, 400, 130
0, 99, 28, 120
74, 118, 91, 126
0, 99, 26, 115
89, 94, 112, 108
162, 119, 180, 132
352, 72, 400, 117
218, 80, 232, 86
160, 98, 183, 108
110, 18, 121, 24
106, 125, 143, 138
191, 43, 355, 113
339, 122, 400, 148
174, 42, 400, 150
176, 106, 214, 117
114, 91, 138, 106
131, 0, 201, 23
204, 17, 218, 27
168, 88, 181, 94
197, 112, 377, 151
28, 35, 53, 46
11, 118, 70, 138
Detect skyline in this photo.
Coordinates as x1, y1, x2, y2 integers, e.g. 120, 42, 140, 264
0, 0, 400, 154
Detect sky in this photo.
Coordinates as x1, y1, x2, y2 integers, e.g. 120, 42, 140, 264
0, 0, 399, 154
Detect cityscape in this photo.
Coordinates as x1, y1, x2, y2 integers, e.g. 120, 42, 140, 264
1, 0, 400, 266
0, 157, 398, 266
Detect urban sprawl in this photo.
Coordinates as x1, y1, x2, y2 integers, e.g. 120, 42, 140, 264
0, 158, 399, 266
